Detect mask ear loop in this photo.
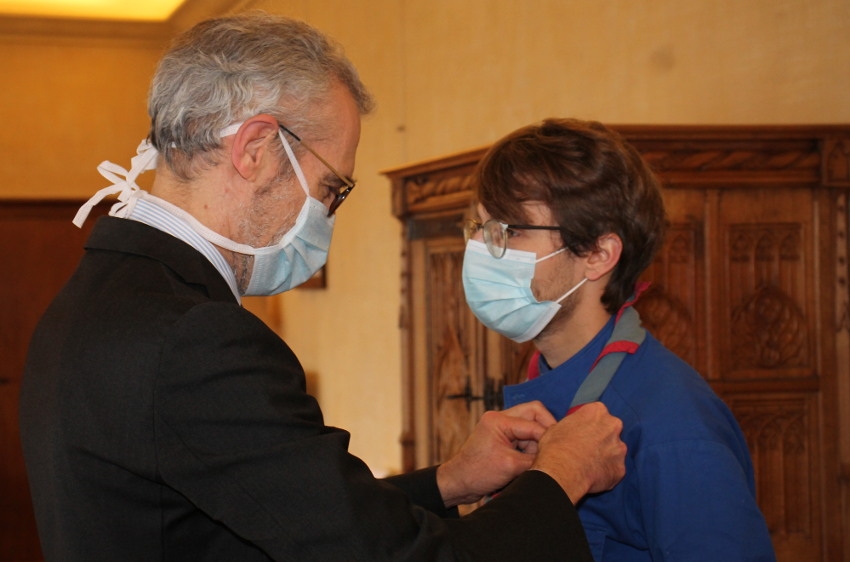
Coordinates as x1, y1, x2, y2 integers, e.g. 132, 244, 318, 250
277, 129, 311, 197
535, 247, 566, 263
554, 277, 588, 304
534, 246, 588, 304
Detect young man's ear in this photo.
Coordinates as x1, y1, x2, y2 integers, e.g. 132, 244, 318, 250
584, 234, 623, 281
230, 114, 280, 181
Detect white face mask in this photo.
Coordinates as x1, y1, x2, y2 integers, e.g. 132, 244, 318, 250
462, 239, 587, 343
73, 122, 334, 296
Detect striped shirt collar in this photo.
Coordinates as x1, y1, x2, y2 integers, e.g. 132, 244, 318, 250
126, 196, 241, 303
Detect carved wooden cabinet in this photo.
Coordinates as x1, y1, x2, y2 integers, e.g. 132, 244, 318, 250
384, 125, 850, 561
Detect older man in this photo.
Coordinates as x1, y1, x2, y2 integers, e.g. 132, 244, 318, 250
20, 13, 625, 561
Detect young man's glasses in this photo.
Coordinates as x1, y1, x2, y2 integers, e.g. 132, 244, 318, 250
463, 218, 562, 259
279, 125, 356, 217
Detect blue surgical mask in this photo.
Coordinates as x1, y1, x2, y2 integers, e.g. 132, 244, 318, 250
462, 239, 587, 343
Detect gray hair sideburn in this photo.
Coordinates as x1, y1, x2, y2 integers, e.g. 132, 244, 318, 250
148, 12, 374, 181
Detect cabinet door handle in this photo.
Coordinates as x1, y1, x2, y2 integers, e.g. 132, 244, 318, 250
445, 377, 482, 410
483, 377, 504, 411
445, 376, 503, 410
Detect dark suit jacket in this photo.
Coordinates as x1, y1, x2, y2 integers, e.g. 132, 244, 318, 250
20, 217, 591, 561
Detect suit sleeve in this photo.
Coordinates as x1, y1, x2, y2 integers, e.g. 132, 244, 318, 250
384, 467, 458, 518
153, 302, 592, 561
447, 470, 593, 562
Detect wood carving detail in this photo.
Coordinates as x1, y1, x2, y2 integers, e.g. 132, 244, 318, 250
731, 228, 802, 264
405, 174, 475, 208
838, 192, 850, 332
429, 250, 471, 463
730, 398, 812, 537
639, 224, 700, 369
666, 229, 694, 264
825, 136, 850, 186
731, 285, 807, 369
640, 145, 820, 175
635, 284, 693, 365
727, 224, 810, 373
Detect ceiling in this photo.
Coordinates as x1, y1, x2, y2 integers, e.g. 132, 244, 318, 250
0, 0, 188, 22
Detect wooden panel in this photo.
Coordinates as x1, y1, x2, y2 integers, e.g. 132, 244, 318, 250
717, 188, 815, 381
426, 237, 478, 463
728, 393, 821, 560
0, 200, 104, 562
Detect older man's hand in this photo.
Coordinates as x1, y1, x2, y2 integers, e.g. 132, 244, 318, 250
531, 401, 627, 504
436, 400, 557, 507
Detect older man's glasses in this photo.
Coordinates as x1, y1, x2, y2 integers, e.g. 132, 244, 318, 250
279, 125, 356, 217
464, 218, 563, 259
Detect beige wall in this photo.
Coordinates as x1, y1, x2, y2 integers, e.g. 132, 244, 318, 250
2, 0, 848, 476
0, 34, 163, 197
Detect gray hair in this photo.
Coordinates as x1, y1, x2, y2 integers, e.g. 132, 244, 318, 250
148, 11, 374, 180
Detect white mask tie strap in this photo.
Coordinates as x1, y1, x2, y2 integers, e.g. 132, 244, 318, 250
73, 140, 158, 228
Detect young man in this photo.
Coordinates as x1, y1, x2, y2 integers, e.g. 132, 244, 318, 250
463, 118, 776, 560
19, 14, 627, 561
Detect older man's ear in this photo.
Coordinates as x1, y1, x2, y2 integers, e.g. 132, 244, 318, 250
230, 115, 281, 182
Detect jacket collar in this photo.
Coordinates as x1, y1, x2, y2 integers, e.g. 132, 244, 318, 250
85, 216, 238, 304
